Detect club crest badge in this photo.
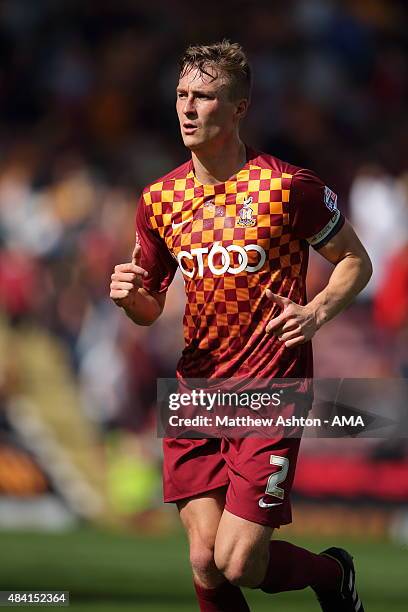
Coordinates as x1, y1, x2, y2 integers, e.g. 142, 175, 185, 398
237, 195, 256, 227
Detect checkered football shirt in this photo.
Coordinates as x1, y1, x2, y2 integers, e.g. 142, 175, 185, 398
135, 148, 344, 381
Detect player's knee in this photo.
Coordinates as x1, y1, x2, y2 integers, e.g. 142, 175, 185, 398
189, 543, 216, 578
215, 544, 268, 587
215, 550, 252, 586
188, 529, 218, 580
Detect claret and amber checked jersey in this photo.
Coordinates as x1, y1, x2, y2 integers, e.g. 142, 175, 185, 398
136, 149, 344, 382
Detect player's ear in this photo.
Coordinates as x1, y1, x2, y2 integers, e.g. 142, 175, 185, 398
235, 98, 249, 120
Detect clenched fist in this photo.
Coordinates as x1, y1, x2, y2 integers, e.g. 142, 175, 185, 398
110, 244, 148, 307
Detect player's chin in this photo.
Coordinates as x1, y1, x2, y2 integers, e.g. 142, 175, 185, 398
181, 133, 209, 151
182, 136, 202, 151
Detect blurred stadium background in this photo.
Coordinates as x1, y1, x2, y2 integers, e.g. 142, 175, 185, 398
0, 0, 407, 610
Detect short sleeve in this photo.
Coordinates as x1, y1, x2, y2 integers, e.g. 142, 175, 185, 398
135, 195, 178, 293
289, 169, 345, 249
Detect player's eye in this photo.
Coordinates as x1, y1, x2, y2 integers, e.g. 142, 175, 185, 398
177, 92, 187, 99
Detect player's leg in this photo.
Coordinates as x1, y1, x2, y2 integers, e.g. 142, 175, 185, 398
214, 509, 344, 593
177, 490, 251, 612
214, 509, 272, 587
163, 438, 250, 611
214, 436, 345, 596
177, 489, 226, 589
215, 516, 366, 612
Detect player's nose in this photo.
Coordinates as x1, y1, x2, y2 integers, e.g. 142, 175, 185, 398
183, 95, 197, 115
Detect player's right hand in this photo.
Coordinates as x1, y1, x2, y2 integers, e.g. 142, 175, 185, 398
110, 244, 148, 307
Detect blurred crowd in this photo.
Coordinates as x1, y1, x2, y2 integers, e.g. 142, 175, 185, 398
0, 0, 407, 442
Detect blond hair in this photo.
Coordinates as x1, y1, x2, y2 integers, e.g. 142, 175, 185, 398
179, 40, 252, 101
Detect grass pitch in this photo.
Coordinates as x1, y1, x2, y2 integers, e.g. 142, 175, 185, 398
0, 526, 406, 611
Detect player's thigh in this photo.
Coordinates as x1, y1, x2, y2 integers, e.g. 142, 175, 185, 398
177, 487, 227, 548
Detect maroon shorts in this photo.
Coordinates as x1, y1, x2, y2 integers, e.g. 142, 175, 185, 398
163, 436, 301, 528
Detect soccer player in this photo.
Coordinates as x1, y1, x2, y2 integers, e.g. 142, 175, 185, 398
110, 41, 372, 611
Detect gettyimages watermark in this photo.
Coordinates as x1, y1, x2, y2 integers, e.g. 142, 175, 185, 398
156, 378, 408, 438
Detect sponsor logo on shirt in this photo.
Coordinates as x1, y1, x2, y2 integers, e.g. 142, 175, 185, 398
177, 242, 266, 278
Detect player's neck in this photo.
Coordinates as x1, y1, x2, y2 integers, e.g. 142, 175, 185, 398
191, 139, 247, 185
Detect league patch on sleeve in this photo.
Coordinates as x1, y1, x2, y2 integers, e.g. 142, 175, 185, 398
324, 186, 338, 212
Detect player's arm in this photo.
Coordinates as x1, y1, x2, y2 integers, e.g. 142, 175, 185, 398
110, 243, 166, 326
111, 193, 177, 325
307, 219, 372, 326
266, 220, 372, 347
266, 167, 373, 346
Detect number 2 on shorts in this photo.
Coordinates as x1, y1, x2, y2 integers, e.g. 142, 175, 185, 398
265, 455, 289, 500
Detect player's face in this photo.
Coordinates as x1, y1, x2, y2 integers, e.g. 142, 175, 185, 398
176, 66, 244, 151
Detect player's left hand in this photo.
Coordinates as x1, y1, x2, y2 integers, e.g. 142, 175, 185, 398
265, 290, 318, 347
